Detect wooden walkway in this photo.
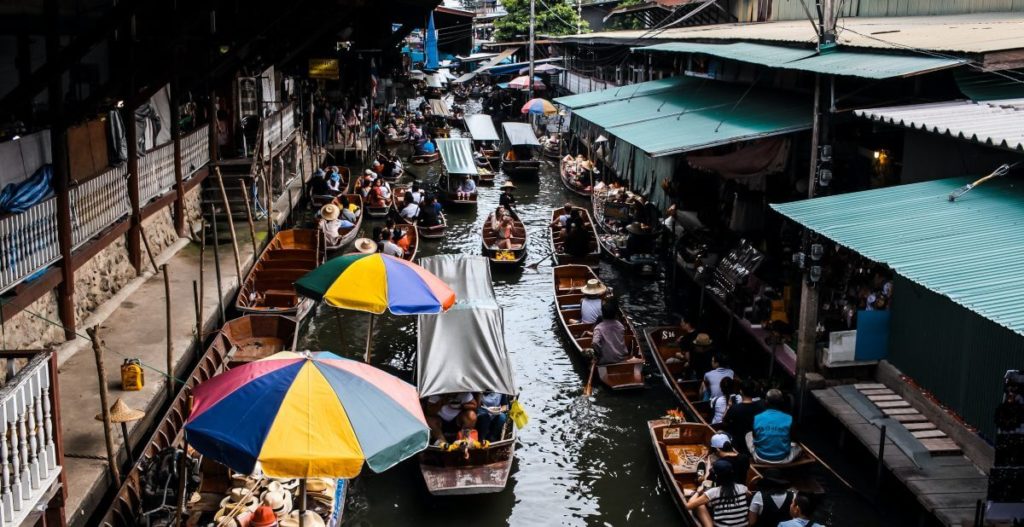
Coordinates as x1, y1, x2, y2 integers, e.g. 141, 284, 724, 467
813, 387, 987, 526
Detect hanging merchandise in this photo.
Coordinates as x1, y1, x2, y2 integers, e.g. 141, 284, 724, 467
120, 358, 145, 391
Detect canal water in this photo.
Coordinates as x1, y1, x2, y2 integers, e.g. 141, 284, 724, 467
298, 105, 904, 526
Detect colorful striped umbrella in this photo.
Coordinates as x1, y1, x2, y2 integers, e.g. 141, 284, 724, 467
521, 98, 557, 116
184, 351, 428, 478
295, 253, 456, 361
508, 75, 545, 91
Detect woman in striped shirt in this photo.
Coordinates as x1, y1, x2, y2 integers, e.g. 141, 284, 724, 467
686, 459, 751, 527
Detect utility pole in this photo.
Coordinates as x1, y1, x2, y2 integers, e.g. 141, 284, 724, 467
577, 0, 582, 35
795, 0, 835, 399
528, 0, 536, 99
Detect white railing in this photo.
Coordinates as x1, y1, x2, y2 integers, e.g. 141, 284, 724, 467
0, 352, 60, 527
181, 125, 210, 178
261, 104, 295, 154
138, 142, 176, 204
561, 71, 618, 94
70, 165, 130, 250
0, 199, 60, 294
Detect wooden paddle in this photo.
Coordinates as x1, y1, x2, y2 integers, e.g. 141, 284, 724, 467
526, 250, 555, 270
583, 358, 597, 397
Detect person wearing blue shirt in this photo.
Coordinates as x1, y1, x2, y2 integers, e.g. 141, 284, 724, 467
777, 492, 825, 527
746, 389, 803, 464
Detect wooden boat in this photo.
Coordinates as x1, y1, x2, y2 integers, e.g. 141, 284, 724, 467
364, 190, 392, 219
645, 327, 823, 475
419, 212, 447, 240
477, 165, 495, 185
481, 212, 527, 268
392, 187, 447, 239
310, 166, 352, 207
419, 427, 516, 495
559, 158, 593, 197
385, 133, 409, 146
323, 194, 364, 251
500, 122, 541, 179
552, 264, 645, 390
222, 314, 297, 366
648, 419, 762, 523
236, 229, 324, 316
393, 224, 419, 262
410, 151, 440, 164
549, 206, 600, 267
439, 173, 478, 208
542, 141, 561, 159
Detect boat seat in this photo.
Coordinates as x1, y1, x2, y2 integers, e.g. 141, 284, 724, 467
263, 291, 297, 308
665, 444, 707, 474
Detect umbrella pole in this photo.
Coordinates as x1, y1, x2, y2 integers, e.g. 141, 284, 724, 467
299, 478, 307, 527
364, 313, 376, 363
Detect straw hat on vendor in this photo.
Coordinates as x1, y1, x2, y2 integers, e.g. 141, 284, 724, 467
354, 237, 377, 254
580, 278, 607, 297
320, 204, 340, 221
500, 182, 516, 190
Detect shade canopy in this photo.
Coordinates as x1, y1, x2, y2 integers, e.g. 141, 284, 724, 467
508, 75, 545, 90
555, 76, 688, 110
771, 176, 1024, 337
417, 256, 517, 398
426, 98, 450, 117
521, 98, 558, 116
435, 138, 478, 175
464, 114, 500, 142
295, 253, 456, 315
185, 351, 429, 478
502, 122, 541, 147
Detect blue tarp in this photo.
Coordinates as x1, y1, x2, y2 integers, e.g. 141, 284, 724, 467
425, 13, 439, 71
0, 164, 53, 214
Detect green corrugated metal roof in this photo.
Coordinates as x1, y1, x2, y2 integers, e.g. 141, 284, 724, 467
636, 42, 966, 79
554, 76, 689, 110
435, 138, 478, 175
771, 176, 1024, 337
570, 77, 813, 157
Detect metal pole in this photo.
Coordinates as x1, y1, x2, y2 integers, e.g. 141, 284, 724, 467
528, 0, 536, 100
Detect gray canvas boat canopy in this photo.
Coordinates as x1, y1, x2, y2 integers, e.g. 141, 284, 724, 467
502, 122, 541, 147
427, 98, 450, 117
417, 255, 517, 397
435, 138, 478, 175
465, 114, 500, 142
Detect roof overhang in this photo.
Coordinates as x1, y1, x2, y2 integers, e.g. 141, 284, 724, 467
855, 99, 1024, 152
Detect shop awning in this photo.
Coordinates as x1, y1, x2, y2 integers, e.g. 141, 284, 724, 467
636, 42, 965, 79
464, 114, 500, 142
417, 255, 517, 397
502, 122, 541, 146
435, 138, 478, 175
569, 76, 813, 157
554, 76, 689, 110
771, 176, 1024, 336
427, 98, 450, 117
854, 98, 1024, 152
424, 74, 443, 88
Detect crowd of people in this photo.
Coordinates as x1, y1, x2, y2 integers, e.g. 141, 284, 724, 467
425, 391, 509, 449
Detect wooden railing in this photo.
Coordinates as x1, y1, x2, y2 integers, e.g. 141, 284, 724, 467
0, 351, 62, 527
138, 142, 177, 204
0, 199, 60, 293
71, 165, 130, 250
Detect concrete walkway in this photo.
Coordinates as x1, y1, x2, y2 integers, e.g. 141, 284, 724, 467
57, 169, 310, 526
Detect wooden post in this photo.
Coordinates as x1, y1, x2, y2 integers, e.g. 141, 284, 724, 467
192, 280, 201, 338
238, 179, 259, 252
262, 162, 274, 236
198, 221, 206, 336
170, 79, 186, 238
163, 266, 174, 400
86, 327, 122, 488
209, 89, 219, 162
46, 0, 76, 341
125, 105, 143, 273
215, 168, 243, 279
209, 204, 226, 325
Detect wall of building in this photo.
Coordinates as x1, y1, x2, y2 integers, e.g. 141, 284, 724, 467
900, 130, 1021, 184
888, 274, 1022, 439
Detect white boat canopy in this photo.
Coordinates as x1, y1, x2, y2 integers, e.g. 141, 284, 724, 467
502, 122, 541, 147
464, 114, 501, 142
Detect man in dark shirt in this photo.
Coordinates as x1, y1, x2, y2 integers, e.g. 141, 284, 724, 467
309, 169, 331, 197
722, 380, 765, 455
499, 182, 517, 212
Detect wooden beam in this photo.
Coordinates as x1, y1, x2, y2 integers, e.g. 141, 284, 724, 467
170, 61, 186, 237
125, 106, 142, 273
0, 268, 63, 325
70, 220, 132, 271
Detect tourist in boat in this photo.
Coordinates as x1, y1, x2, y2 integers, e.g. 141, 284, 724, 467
491, 206, 508, 233
379, 229, 404, 258
563, 212, 592, 259
326, 167, 343, 194
372, 159, 385, 177
685, 459, 750, 527
746, 389, 803, 464
358, 179, 372, 201
354, 237, 376, 255
723, 380, 764, 455
362, 168, 377, 184
701, 353, 736, 401
711, 376, 738, 425
318, 204, 354, 246
390, 155, 404, 178
747, 469, 794, 527
400, 192, 420, 221
499, 182, 517, 212
476, 391, 508, 442
309, 168, 332, 200
689, 333, 715, 380
410, 183, 424, 204
418, 196, 441, 227
457, 174, 477, 200
777, 492, 822, 527
590, 302, 633, 365
551, 203, 574, 230
708, 432, 751, 489
576, 279, 605, 325
425, 392, 478, 446
496, 215, 516, 250
337, 195, 359, 223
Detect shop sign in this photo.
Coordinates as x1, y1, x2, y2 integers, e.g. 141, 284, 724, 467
309, 58, 339, 80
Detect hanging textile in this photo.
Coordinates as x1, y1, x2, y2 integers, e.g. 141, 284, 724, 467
0, 130, 51, 188
424, 13, 439, 71
0, 164, 54, 214
687, 138, 790, 190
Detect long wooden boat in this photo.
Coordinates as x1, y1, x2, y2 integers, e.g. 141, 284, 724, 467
310, 166, 352, 207
364, 191, 392, 219
324, 194, 364, 252
559, 158, 593, 197
222, 314, 298, 366
648, 419, 761, 524
552, 264, 644, 390
645, 327, 822, 474
439, 173, 478, 208
236, 229, 323, 316
481, 212, 527, 268
477, 165, 495, 185
391, 188, 447, 239
419, 212, 447, 240
481, 148, 501, 170
501, 150, 541, 179
500, 122, 541, 179
549, 207, 600, 267
411, 151, 440, 165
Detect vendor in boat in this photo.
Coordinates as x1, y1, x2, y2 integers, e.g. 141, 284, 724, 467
476, 391, 508, 442
623, 222, 656, 258
318, 204, 355, 246
685, 459, 750, 527
399, 193, 420, 221
589, 302, 636, 365
746, 389, 803, 465
419, 196, 442, 227
457, 174, 477, 200
499, 182, 517, 212
379, 229, 404, 258
426, 392, 479, 446
473, 149, 489, 168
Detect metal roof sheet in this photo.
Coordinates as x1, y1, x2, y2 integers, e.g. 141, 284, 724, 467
638, 42, 965, 79
771, 176, 1024, 337
567, 77, 813, 157
855, 98, 1024, 152
464, 114, 500, 142
554, 76, 689, 109
556, 12, 1024, 55
435, 138, 478, 175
